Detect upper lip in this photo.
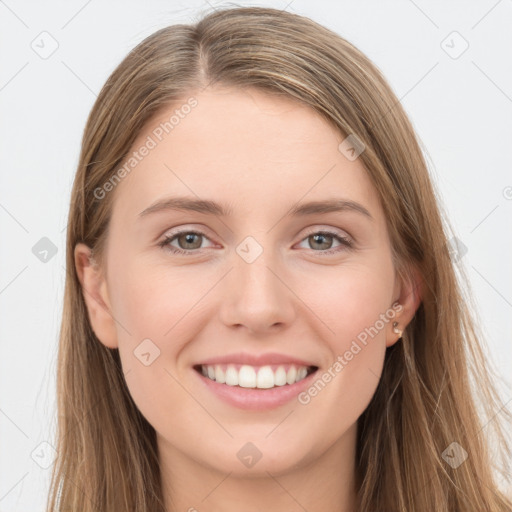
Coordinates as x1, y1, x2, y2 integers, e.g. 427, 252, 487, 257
195, 352, 318, 368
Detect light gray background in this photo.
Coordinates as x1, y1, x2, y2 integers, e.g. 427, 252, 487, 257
1, 0, 511, 509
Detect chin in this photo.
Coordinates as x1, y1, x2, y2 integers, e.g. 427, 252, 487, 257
201, 437, 314, 477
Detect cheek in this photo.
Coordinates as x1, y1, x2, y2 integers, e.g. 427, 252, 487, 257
294, 261, 394, 405
292, 261, 395, 432
105, 257, 199, 397
299, 261, 395, 344
108, 257, 213, 345
107, 264, 205, 436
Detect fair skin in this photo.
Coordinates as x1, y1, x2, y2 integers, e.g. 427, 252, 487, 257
75, 86, 421, 512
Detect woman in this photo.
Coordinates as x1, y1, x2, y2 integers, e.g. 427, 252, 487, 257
47, 6, 512, 511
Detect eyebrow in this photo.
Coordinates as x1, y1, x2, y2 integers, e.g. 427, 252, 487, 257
138, 196, 373, 220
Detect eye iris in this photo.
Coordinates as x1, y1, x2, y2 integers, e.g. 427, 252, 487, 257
178, 233, 202, 249
310, 233, 332, 250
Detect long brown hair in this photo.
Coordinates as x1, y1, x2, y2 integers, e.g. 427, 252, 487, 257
47, 6, 512, 511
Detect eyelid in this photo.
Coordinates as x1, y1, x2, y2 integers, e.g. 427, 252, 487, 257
299, 225, 352, 242
159, 224, 216, 242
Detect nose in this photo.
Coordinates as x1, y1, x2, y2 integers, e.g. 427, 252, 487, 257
218, 246, 296, 335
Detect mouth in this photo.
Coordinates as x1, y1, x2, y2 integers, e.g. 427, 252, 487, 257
193, 363, 319, 390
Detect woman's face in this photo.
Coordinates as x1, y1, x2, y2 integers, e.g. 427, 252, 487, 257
77, 86, 415, 478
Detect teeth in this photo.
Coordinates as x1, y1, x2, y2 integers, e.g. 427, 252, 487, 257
256, 365, 274, 389
225, 365, 238, 386
274, 366, 287, 386
199, 364, 313, 388
214, 365, 225, 384
239, 365, 256, 388
286, 366, 297, 385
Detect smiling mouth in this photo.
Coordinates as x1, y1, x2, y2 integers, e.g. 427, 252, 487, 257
193, 363, 318, 389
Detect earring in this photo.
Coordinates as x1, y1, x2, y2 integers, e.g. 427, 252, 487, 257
392, 321, 403, 338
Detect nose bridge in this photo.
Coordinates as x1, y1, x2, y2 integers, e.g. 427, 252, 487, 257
219, 233, 295, 331
233, 233, 282, 300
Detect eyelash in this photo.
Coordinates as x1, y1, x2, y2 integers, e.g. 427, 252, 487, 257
157, 228, 353, 256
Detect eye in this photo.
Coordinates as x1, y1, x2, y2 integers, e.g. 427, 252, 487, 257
295, 230, 353, 255
158, 227, 353, 256
157, 230, 215, 256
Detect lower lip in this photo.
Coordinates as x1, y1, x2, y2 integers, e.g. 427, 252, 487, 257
194, 368, 318, 410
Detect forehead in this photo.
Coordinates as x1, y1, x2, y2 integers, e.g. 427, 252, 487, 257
109, 86, 380, 224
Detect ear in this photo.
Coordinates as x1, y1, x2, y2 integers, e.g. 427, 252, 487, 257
74, 243, 118, 349
386, 265, 423, 348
